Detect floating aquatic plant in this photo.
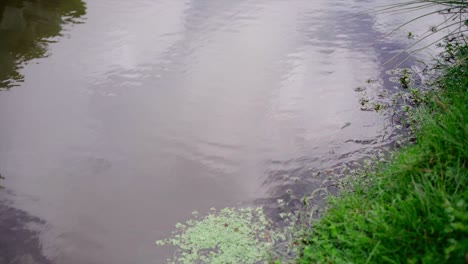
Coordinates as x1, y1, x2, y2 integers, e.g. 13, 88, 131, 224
156, 207, 285, 264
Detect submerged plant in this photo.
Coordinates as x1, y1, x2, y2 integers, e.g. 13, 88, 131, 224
399, 68, 412, 89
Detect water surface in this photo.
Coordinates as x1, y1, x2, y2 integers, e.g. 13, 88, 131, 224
0, 0, 434, 263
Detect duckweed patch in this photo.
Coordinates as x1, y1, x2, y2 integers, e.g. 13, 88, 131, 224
156, 207, 285, 264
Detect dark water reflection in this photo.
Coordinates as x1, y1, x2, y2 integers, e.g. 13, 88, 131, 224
0, 193, 51, 264
0, 0, 428, 263
0, 0, 86, 89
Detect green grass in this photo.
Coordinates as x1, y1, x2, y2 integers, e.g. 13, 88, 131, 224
297, 60, 468, 263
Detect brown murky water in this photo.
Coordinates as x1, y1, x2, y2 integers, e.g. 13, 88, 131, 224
0, 0, 440, 263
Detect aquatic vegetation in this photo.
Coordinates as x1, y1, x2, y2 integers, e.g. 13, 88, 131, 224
156, 207, 285, 264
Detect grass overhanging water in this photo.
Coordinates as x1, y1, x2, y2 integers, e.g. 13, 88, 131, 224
295, 2, 468, 262
297, 52, 468, 263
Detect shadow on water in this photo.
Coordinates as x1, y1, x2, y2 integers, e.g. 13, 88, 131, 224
0, 192, 50, 264
0, 0, 86, 89
0, 0, 86, 262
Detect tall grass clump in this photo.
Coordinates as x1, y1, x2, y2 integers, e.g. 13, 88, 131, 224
374, 0, 467, 67
297, 47, 468, 263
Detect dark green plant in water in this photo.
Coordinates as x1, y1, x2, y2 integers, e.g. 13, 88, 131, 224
399, 68, 411, 89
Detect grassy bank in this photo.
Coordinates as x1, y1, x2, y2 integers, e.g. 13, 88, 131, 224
297, 58, 468, 263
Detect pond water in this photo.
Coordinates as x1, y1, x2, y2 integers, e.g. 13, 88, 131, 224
0, 0, 437, 263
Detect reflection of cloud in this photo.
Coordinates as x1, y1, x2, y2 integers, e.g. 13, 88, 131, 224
0, 199, 51, 264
